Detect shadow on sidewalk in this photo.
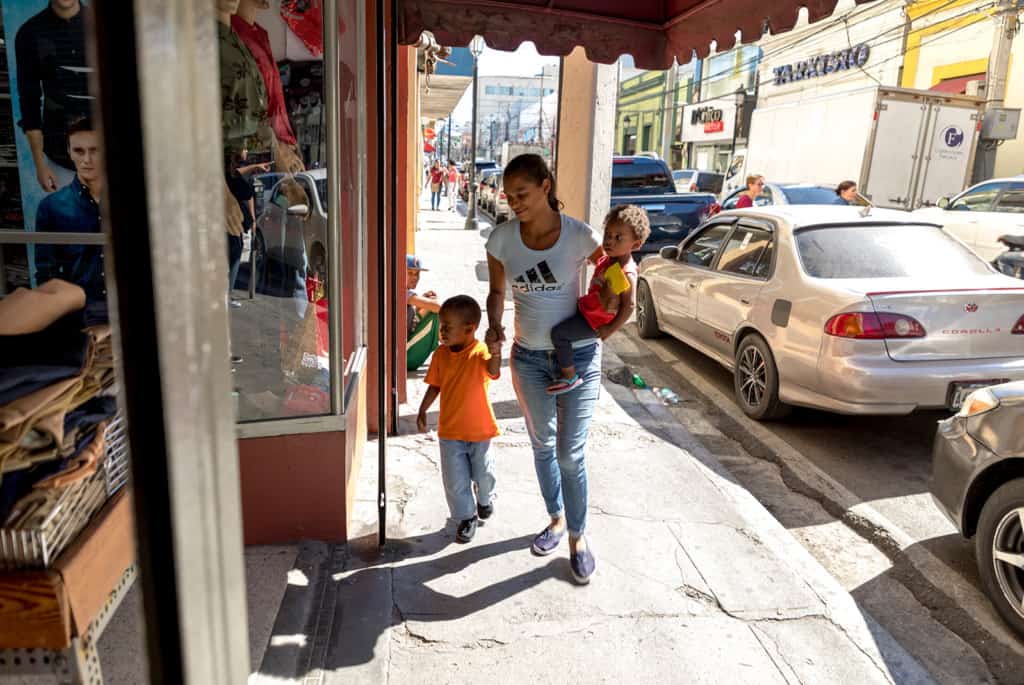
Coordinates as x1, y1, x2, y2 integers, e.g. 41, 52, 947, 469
257, 530, 574, 677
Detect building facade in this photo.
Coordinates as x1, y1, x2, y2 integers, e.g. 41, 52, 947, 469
901, 0, 1024, 178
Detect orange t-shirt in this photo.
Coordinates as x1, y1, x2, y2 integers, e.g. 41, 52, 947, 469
425, 340, 500, 442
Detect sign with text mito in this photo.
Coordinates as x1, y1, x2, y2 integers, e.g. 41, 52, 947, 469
773, 43, 871, 86
681, 97, 737, 143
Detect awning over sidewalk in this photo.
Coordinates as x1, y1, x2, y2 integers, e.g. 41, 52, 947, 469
397, 0, 875, 70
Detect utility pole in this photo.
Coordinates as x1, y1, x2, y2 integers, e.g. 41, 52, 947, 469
973, 0, 1019, 182
446, 115, 452, 163
660, 63, 678, 164
538, 68, 545, 145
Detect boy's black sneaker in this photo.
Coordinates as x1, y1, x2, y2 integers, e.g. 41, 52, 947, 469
456, 517, 478, 543
477, 502, 494, 520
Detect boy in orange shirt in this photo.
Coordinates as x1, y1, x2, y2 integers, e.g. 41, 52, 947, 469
417, 295, 502, 542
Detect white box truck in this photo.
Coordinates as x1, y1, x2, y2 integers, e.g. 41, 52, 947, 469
731, 86, 984, 210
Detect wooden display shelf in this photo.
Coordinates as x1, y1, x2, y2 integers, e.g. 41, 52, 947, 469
0, 489, 135, 683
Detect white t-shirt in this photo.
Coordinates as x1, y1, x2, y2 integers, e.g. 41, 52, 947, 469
485, 214, 602, 350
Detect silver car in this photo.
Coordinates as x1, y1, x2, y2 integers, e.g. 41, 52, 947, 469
636, 206, 1024, 419
931, 381, 1024, 638
252, 169, 327, 295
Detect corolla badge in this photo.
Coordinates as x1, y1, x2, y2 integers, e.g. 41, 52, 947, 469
942, 126, 965, 148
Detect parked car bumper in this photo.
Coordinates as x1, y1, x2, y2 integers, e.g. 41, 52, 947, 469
930, 414, 988, 534
808, 338, 1024, 414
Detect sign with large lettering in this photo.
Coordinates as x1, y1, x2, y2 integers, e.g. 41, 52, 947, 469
773, 44, 871, 86
681, 97, 737, 143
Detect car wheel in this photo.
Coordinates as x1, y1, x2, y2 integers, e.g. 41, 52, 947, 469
252, 228, 267, 293
733, 334, 790, 420
976, 479, 1024, 638
636, 280, 661, 338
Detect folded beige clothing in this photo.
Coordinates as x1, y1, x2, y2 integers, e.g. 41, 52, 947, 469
0, 280, 86, 335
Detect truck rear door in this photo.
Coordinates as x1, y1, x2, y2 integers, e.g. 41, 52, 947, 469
863, 97, 928, 209
915, 101, 983, 208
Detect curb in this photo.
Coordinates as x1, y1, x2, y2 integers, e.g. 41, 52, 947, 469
601, 346, 936, 684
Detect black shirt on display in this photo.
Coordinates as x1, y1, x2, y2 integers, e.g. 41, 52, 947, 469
15, 5, 92, 170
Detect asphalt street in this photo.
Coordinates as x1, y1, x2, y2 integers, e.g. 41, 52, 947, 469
607, 325, 1024, 684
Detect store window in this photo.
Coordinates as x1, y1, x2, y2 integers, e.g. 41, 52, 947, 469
220, 0, 365, 425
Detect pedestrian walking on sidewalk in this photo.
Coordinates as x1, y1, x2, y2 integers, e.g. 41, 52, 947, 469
426, 160, 444, 210
447, 160, 460, 211
484, 153, 603, 584
417, 296, 502, 543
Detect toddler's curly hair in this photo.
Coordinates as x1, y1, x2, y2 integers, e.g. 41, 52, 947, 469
604, 204, 651, 244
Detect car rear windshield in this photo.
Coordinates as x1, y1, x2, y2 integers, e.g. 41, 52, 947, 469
697, 172, 724, 193
780, 186, 845, 205
796, 224, 992, 279
612, 161, 672, 191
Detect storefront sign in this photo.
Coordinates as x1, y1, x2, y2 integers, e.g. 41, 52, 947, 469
681, 97, 737, 143
690, 106, 725, 134
772, 43, 871, 86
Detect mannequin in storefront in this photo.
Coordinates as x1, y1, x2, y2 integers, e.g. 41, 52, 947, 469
232, 0, 302, 164
217, 0, 304, 237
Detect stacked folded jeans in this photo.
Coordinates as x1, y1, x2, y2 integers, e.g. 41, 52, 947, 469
0, 281, 122, 564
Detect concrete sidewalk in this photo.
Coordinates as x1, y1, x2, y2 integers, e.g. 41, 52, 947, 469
250, 199, 936, 684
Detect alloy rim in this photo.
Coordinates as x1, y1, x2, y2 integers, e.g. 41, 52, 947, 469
992, 507, 1024, 620
738, 345, 767, 408
637, 288, 647, 328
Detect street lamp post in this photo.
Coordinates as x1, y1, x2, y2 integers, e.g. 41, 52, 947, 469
465, 36, 485, 230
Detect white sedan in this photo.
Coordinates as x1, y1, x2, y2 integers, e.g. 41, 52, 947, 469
636, 206, 1024, 420
914, 178, 1024, 262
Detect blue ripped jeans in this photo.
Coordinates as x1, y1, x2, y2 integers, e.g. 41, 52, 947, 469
510, 342, 601, 536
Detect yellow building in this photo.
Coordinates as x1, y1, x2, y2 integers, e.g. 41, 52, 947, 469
901, 0, 1024, 177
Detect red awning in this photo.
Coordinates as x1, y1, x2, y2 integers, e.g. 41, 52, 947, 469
930, 74, 985, 95
398, 0, 874, 70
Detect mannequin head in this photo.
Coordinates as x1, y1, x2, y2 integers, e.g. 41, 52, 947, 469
217, 0, 240, 17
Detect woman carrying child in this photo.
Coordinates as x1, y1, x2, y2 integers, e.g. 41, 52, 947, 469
484, 154, 620, 585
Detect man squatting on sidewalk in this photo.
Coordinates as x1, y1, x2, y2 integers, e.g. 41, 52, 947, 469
417, 296, 503, 542
547, 205, 651, 394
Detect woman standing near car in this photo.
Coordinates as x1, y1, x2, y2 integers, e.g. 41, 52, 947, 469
836, 180, 859, 205
736, 174, 765, 209
485, 154, 603, 584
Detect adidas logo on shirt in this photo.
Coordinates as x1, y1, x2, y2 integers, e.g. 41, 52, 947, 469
511, 260, 564, 292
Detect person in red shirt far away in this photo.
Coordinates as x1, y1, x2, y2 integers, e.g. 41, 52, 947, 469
418, 295, 502, 543
547, 204, 651, 395
425, 160, 445, 211
735, 174, 765, 209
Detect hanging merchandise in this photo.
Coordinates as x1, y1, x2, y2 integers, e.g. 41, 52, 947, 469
281, 0, 324, 57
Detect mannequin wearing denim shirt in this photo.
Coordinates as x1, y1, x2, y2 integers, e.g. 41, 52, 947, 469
34, 175, 104, 302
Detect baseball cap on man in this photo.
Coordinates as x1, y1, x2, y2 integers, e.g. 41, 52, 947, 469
406, 255, 428, 271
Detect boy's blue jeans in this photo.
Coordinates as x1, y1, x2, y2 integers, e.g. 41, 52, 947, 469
509, 341, 601, 536
439, 439, 496, 521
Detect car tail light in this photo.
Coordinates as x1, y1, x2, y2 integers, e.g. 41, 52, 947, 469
1013, 315, 1024, 334
824, 312, 926, 339
706, 202, 722, 218
958, 388, 1000, 417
